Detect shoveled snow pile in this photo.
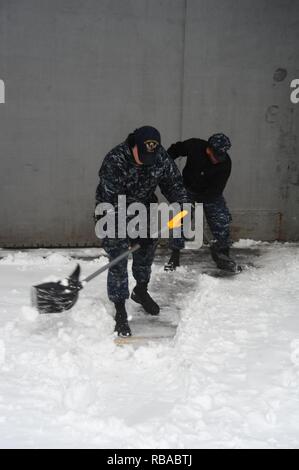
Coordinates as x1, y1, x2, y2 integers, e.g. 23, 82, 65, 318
0, 244, 298, 448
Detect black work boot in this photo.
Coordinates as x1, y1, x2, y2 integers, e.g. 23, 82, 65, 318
164, 249, 180, 272
131, 283, 160, 316
210, 244, 242, 273
114, 301, 132, 337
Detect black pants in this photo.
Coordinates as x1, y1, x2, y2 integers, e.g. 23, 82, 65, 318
170, 194, 232, 250
102, 238, 158, 303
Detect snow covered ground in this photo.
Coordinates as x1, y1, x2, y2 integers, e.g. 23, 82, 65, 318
0, 242, 299, 449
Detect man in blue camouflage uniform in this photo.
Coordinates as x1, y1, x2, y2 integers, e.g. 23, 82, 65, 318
96, 126, 188, 337
165, 133, 240, 273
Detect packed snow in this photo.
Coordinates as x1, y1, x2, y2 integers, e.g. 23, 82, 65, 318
0, 242, 298, 448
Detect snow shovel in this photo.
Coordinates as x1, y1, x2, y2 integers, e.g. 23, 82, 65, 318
31, 210, 188, 314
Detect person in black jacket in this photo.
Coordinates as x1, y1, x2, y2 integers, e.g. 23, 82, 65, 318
95, 126, 189, 337
165, 133, 240, 273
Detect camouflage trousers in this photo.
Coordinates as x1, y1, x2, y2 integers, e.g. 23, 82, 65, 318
102, 238, 158, 303
170, 195, 232, 250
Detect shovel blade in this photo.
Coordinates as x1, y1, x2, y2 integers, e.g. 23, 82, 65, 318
32, 264, 82, 314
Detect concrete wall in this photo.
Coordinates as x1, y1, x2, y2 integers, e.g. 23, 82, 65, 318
183, 0, 299, 241
0, 0, 298, 247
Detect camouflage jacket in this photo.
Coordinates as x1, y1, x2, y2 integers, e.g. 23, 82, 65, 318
96, 140, 189, 209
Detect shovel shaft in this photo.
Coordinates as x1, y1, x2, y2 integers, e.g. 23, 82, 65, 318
81, 209, 188, 285
82, 243, 141, 284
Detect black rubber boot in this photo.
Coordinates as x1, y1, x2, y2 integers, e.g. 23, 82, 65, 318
131, 283, 160, 316
210, 245, 242, 273
164, 250, 180, 272
114, 301, 132, 337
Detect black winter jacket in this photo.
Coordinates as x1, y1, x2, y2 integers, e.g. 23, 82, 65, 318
167, 138, 232, 202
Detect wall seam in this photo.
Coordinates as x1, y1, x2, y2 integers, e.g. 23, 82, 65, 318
179, 0, 187, 141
